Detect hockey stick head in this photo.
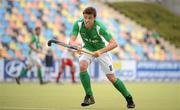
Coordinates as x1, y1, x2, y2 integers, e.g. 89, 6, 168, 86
47, 40, 52, 46
47, 39, 78, 50
47, 39, 58, 46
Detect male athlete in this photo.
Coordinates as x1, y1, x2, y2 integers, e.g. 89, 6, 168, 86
15, 26, 44, 85
56, 49, 76, 83
69, 7, 135, 108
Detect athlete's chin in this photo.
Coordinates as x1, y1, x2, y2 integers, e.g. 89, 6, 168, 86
85, 25, 91, 29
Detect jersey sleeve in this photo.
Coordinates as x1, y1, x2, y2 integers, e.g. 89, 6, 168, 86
99, 25, 112, 42
71, 20, 79, 37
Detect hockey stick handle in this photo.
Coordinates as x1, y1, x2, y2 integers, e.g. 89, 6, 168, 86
47, 39, 94, 55
79, 49, 94, 56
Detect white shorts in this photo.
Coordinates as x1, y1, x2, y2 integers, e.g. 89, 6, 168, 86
79, 52, 114, 74
28, 51, 42, 66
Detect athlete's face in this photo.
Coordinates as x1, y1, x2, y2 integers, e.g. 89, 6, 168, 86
35, 28, 41, 36
83, 14, 95, 29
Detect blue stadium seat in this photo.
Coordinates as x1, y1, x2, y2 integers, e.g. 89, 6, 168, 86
118, 37, 127, 46
13, 1, 20, 8
44, 29, 53, 39
0, 0, 176, 60
2, 35, 12, 43
8, 49, 15, 58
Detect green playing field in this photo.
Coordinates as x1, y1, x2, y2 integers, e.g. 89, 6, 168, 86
0, 82, 179, 110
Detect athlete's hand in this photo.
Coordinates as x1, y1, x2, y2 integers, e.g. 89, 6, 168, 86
93, 50, 101, 57
36, 49, 46, 55
76, 46, 82, 55
34, 49, 40, 53
76, 50, 82, 55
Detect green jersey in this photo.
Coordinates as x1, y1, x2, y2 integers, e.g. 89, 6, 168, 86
71, 18, 112, 51
29, 34, 41, 54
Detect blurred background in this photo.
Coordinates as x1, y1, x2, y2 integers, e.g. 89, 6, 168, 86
0, 0, 180, 82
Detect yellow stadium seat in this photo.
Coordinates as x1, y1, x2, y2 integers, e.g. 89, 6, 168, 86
68, 16, 74, 23
120, 24, 126, 31
102, 11, 110, 19
20, 0, 26, 8
62, 9, 68, 16
125, 44, 132, 53
39, 36, 46, 44
39, 2, 44, 10
54, 29, 60, 37
12, 14, 17, 22
9, 42, 17, 50
47, 22, 54, 29
16, 21, 22, 28
137, 31, 143, 40
25, 35, 31, 42
80, 4, 86, 11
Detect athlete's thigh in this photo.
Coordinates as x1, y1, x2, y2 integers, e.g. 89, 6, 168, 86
97, 53, 114, 74
29, 52, 41, 66
79, 53, 94, 65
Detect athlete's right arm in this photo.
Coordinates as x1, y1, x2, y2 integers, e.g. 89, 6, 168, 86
69, 20, 83, 55
69, 36, 77, 46
69, 20, 80, 47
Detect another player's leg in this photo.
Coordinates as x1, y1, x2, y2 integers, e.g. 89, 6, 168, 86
37, 65, 43, 84
15, 65, 31, 84
56, 66, 64, 83
30, 51, 45, 84
70, 64, 76, 83
16, 68, 28, 84
107, 74, 135, 108
71, 71, 76, 83
44, 67, 51, 82
56, 59, 65, 83
79, 60, 95, 106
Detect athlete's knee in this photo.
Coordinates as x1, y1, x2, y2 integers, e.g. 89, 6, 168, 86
27, 65, 32, 70
70, 65, 75, 72
60, 65, 65, 70
71, 65, 75, 71
106, 73, 116, 83
37, 64, 41, 69
79, 60, 88, 72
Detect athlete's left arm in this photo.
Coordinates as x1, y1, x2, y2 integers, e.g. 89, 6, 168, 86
99, 37, 118, 54
99, 24, 118, 54
93, 26, 118, 57
92, 37, 117, 58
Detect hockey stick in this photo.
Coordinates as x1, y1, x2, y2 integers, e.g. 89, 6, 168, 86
47, 39, 94, 55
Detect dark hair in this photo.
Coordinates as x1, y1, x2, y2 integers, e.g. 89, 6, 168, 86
83, 7, 96, 17
35, 26, 40, 31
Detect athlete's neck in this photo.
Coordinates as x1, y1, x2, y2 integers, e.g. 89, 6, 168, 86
85, 23, 94, 29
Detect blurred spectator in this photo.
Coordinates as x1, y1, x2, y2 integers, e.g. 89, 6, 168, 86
44, 49, 54, 82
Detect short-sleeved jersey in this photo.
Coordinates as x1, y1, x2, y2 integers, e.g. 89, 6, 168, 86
29, 34, 41, 54
71, 18, 112, 51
